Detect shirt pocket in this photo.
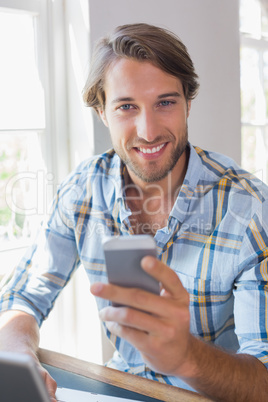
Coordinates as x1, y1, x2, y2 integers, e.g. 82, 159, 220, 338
177, 272, 235, 341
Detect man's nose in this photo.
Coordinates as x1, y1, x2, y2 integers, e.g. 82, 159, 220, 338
136, 109, 159, 142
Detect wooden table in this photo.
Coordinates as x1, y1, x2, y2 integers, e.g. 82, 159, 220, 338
38, 348, 212, 402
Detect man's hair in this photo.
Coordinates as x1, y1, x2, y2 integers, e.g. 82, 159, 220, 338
83, 23, 199, 112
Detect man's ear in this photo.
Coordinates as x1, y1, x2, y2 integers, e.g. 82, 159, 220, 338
98, 108, 108, 127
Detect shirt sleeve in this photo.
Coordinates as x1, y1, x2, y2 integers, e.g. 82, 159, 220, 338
0, 179, 79, 326
234, 198, 268, 369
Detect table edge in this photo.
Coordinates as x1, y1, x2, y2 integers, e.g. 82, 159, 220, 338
38, 348, 211, 402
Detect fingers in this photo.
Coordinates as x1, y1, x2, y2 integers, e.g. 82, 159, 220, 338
91, 256, 188, 315
91, 281, 174, 317
99, 304, 168, 334
91, 281, 157, 310
40, 366, 57, 402
105, 320, 150, 352
141, 256, 187, 299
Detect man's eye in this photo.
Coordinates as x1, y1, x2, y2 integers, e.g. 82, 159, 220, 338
119, 104, 132, 110
160, 100, 173, 106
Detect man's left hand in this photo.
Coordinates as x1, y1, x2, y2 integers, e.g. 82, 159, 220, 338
90, 256, 193, 377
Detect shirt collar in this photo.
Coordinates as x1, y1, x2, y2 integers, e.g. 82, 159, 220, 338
169, 142, 203, 222
109, 152, 132, 224
112, 142, 204, 224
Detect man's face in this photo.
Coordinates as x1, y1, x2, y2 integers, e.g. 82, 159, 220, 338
99, 58, 191, 184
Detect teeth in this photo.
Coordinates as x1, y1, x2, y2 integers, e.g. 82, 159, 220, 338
138, 144, 165, 154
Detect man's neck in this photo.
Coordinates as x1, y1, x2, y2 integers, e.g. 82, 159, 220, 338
123, 148, 189, 235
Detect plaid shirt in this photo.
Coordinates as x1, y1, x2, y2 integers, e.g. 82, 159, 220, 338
1, 143, 268, 391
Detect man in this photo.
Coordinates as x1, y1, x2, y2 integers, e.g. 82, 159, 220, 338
1, 23, 268, 401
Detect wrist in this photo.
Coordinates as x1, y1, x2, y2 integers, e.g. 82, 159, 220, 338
174, 334, 205, 380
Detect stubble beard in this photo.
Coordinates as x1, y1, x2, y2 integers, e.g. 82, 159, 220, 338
113, 126, 189, 183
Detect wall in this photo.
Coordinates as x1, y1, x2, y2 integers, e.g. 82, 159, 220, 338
88, 0, 241, 164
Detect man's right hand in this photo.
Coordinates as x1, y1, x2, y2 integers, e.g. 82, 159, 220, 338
0, 310, 57, 401
39, 365, 58, 402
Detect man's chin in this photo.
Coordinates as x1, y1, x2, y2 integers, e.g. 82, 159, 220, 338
126, 162, 171, 183
115, 137, 188, 183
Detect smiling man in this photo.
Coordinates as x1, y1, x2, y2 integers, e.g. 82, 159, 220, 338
1, 23, 268, 402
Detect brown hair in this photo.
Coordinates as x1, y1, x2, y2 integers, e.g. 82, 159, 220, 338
83, 23, 199, 112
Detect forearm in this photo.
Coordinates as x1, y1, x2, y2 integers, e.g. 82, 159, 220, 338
0, 310, 40, 360
180, 335, 268, 402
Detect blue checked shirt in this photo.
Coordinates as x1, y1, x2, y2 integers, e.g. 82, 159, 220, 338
1, 143, 268, 392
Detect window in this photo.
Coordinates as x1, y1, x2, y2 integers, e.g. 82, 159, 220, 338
240, 0, 268, 183
0, 0, 102, 365
0, 2, 49, 283
0, 0, 69, 283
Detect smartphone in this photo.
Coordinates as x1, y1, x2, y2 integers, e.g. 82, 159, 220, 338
103, 235, 160, 297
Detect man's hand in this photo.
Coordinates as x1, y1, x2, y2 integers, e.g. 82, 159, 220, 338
91, 256, 194, 377
0, 310, 57, 401
40, 366, 57, 402
91, 256, 268, 401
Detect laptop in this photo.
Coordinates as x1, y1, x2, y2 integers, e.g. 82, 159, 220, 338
0, 351, 146, 402
0, 351, 51, 402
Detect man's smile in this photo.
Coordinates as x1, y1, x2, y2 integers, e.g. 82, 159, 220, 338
137, 143, 166, 154
134, 142, 168, 159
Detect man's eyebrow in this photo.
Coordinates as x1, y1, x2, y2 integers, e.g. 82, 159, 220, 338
111, 97, 135, 104
157, 92, 181, 99
111, 92, 181, 105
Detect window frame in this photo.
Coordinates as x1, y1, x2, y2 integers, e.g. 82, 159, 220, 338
0, 0, 69, 278
0, 0, 69, 183
240, 1, 268, 183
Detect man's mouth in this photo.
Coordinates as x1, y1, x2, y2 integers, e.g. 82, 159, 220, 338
137, 143, 165, 154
